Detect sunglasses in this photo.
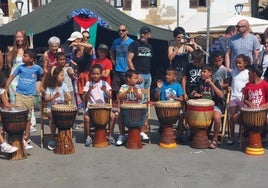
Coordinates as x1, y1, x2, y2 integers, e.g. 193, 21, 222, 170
118, 29, 126, 32
236, 25, 246, 28
84, 36, 90, 39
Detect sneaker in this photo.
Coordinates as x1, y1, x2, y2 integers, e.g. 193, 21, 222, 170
140, 132, 149, 140
25, 139, 32, 144
24, 140, 33, 150
1, 143, 18, 153
72, 123, 80, 130
47, 140, 56, 150
85, 136, 92, 147
30, 125, 37, 133
108, 137, 116, 146
116, 135, 127, 146
226, 139, 235, 145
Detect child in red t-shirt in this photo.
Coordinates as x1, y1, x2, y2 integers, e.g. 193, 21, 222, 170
91, 44, 113, 85
243, 64, 268, 140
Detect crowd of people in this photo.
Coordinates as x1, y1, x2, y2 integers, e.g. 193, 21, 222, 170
1, 18, 268, 153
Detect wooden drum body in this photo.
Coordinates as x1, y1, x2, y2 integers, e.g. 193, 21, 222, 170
0, 107, 29, 160
186, 99, 215, 149
88, 104, 112, 148
155, 101, 181, 149
241, 107, 267, 156
120, 103, 147, 149
51, 104, 77, 155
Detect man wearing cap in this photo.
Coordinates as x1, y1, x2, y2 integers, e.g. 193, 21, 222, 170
68, 31, 93, 100
110, 24, 134, 101
127, 26, 153, 89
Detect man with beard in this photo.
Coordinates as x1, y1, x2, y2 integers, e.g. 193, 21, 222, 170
127, 26, 153, 89
110, 24, 133, 101
225, 19, 259, 72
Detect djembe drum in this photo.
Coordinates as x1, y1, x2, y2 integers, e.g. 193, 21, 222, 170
0, 107, 29, 160
154, 101, 181, 148
87, 103, 112, 148
120, 103, 147, 149
51, 104, 77, 155
186, 99, 215, 149
240, 107, 267, 156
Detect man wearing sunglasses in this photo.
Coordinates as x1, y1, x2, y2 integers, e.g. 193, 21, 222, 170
110, 24, 134, 101
225, 19, 259, 72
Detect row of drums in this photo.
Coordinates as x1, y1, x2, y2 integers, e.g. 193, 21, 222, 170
1, 99, 267, 160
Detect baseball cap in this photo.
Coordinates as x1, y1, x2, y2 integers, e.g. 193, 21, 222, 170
98, 44, 109, 51
140, 26, 151, 34
67, 31, 83, 41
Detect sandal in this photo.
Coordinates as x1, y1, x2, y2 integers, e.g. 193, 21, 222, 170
209, 139, 217, 149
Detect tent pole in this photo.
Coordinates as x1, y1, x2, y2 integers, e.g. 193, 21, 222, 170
206, 0, 211, 64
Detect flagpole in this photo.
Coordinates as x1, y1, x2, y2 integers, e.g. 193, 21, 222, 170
206, 0, 211, 64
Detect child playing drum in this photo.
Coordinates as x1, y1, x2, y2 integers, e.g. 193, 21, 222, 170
83, 64, 115, 147
191, 65, 225, 149
116, 69, 146, 146
154, 67, 184, 143
0, 71, 18, 153
44, 66, 72, 150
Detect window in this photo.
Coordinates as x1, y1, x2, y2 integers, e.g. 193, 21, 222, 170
141, 0, 149, 8
32, 0, 40, 9
189, 0, 206, 8
123, 0, 131, 10
1, 0, 8, 16
110, 0, 123, 7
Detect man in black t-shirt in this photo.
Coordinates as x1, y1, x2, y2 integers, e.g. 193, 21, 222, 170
127, 26, 153, 89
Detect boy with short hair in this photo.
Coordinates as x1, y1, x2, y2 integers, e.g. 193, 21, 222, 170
211, 50, 231, 90
182, 49, 204, 101
116, 69, 147, 146
91, 44, 113, 85
155, 67, 184, 143
83, 64, 116, 146
5, 49, 43, 149
191, 65, 225, 149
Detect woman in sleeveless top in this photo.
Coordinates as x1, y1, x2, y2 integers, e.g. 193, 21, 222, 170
168, 27, 194, 83
43, 36, 63, 74
7, 30, 29, 104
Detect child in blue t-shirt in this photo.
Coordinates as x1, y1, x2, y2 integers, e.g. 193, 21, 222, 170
5, 49, 43, 149
155, 67, 184, 143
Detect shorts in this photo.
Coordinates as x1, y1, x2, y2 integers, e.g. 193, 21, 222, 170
230, 95, 243, 107
78, 72, 89, 95
214, 106, 222, 114
112, 71, 126, 91
15, 93, 35, 121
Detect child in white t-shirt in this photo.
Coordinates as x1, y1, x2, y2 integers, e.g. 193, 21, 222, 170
83, 64, 115, 146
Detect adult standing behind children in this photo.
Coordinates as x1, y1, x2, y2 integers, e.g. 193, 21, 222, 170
127, 26, 153, 89
110, 24, 134, 101
168, 26, 194, 83
91, 44, 113, 86
43, 36, 63, 74
7, 30, 29, 104
5, 49, 43, 149
68, 31, 93, 100
225, 19, 259, 71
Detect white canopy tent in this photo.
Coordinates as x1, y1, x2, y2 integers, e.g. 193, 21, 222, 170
208, 15, 268, 33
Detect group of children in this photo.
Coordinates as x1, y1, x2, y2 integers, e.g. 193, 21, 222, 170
2, 41, 268, 153
155, 47, 268, 149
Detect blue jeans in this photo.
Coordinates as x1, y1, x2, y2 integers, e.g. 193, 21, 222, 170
137, 73, 152, 89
